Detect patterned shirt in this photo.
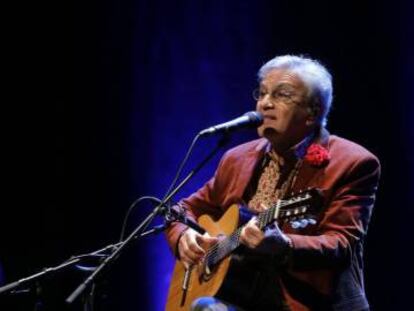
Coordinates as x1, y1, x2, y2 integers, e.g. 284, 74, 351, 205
244, 135, 313, 213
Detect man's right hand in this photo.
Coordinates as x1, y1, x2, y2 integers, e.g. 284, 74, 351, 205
177, 228, 218, 269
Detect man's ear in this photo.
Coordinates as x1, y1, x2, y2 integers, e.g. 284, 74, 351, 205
305, 108, 318, 126
305, 117, 315, 127
306, 101, 320, 127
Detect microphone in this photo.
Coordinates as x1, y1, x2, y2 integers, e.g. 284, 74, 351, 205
198, 111, 264, 137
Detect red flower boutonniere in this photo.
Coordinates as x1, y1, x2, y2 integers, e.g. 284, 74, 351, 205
304, 144, 330, 167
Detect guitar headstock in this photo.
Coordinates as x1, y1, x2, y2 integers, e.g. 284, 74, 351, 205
276, 188, 323, 228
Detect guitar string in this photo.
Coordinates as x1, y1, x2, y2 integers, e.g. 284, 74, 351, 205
206, 201, 311, 265
204, 198, 309, 265
206, 202, 279, 260
206, 202, 282, 265
205, 199, 290, 262
205, 198, 309, 264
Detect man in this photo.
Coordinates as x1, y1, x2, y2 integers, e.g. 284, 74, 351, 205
166, 55, 380, 310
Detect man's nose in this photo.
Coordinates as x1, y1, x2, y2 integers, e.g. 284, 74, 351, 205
258, 97, 274, 110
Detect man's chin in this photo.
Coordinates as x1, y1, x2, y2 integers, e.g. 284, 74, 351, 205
260, 127, 279, 140
259, 127, 289, 149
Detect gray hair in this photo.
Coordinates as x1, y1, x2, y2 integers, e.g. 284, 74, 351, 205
258, 55, 333, 127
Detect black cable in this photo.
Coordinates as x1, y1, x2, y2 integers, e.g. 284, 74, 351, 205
118, 133, 201, 242
119, 196, 162, 242
162, 133, 201, 200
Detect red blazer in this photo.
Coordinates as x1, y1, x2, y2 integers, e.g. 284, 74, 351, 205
166, 130, 380, 310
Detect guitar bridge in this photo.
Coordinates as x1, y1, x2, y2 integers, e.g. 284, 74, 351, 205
200, 262, 215, 282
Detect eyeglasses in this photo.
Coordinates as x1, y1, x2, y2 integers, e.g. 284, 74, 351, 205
252, 87, 303, 107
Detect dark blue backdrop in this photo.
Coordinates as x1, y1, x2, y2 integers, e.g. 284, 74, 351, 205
1, 0, 413, 310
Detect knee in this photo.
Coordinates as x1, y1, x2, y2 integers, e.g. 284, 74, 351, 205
190, 297, 224, 311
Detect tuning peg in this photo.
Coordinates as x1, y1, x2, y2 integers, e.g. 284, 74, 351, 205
291, 219, 306, 228
290, 221, 301, 229
290, 218, 316, 229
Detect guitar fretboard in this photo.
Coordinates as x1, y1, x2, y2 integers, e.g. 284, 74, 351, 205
204, 194, 312, 268
204, 201, 283, 267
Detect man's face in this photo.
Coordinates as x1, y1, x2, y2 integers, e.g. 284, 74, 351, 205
255, 69, 314, 150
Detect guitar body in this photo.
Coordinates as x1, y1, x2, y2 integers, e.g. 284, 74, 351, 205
165, 189, 322, 310
166, 204, 240, 311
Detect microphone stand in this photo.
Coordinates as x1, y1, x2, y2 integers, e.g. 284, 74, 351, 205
0, 259, 80, 296
65, 133, 231, 305
0, 242, 121, 311
0, 243, 122, 295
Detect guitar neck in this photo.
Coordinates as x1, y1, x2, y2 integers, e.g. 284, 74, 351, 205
204, 189, 317, 268
206, 201, 282, 267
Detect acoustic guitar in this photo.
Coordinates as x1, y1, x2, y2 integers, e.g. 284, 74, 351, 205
166, 188, 322, 311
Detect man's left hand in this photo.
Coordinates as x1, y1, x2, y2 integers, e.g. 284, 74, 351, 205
240, 217, 292, 255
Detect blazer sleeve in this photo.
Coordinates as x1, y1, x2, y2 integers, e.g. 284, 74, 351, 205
286, 155, 381, 269
165, 152, 229, 257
